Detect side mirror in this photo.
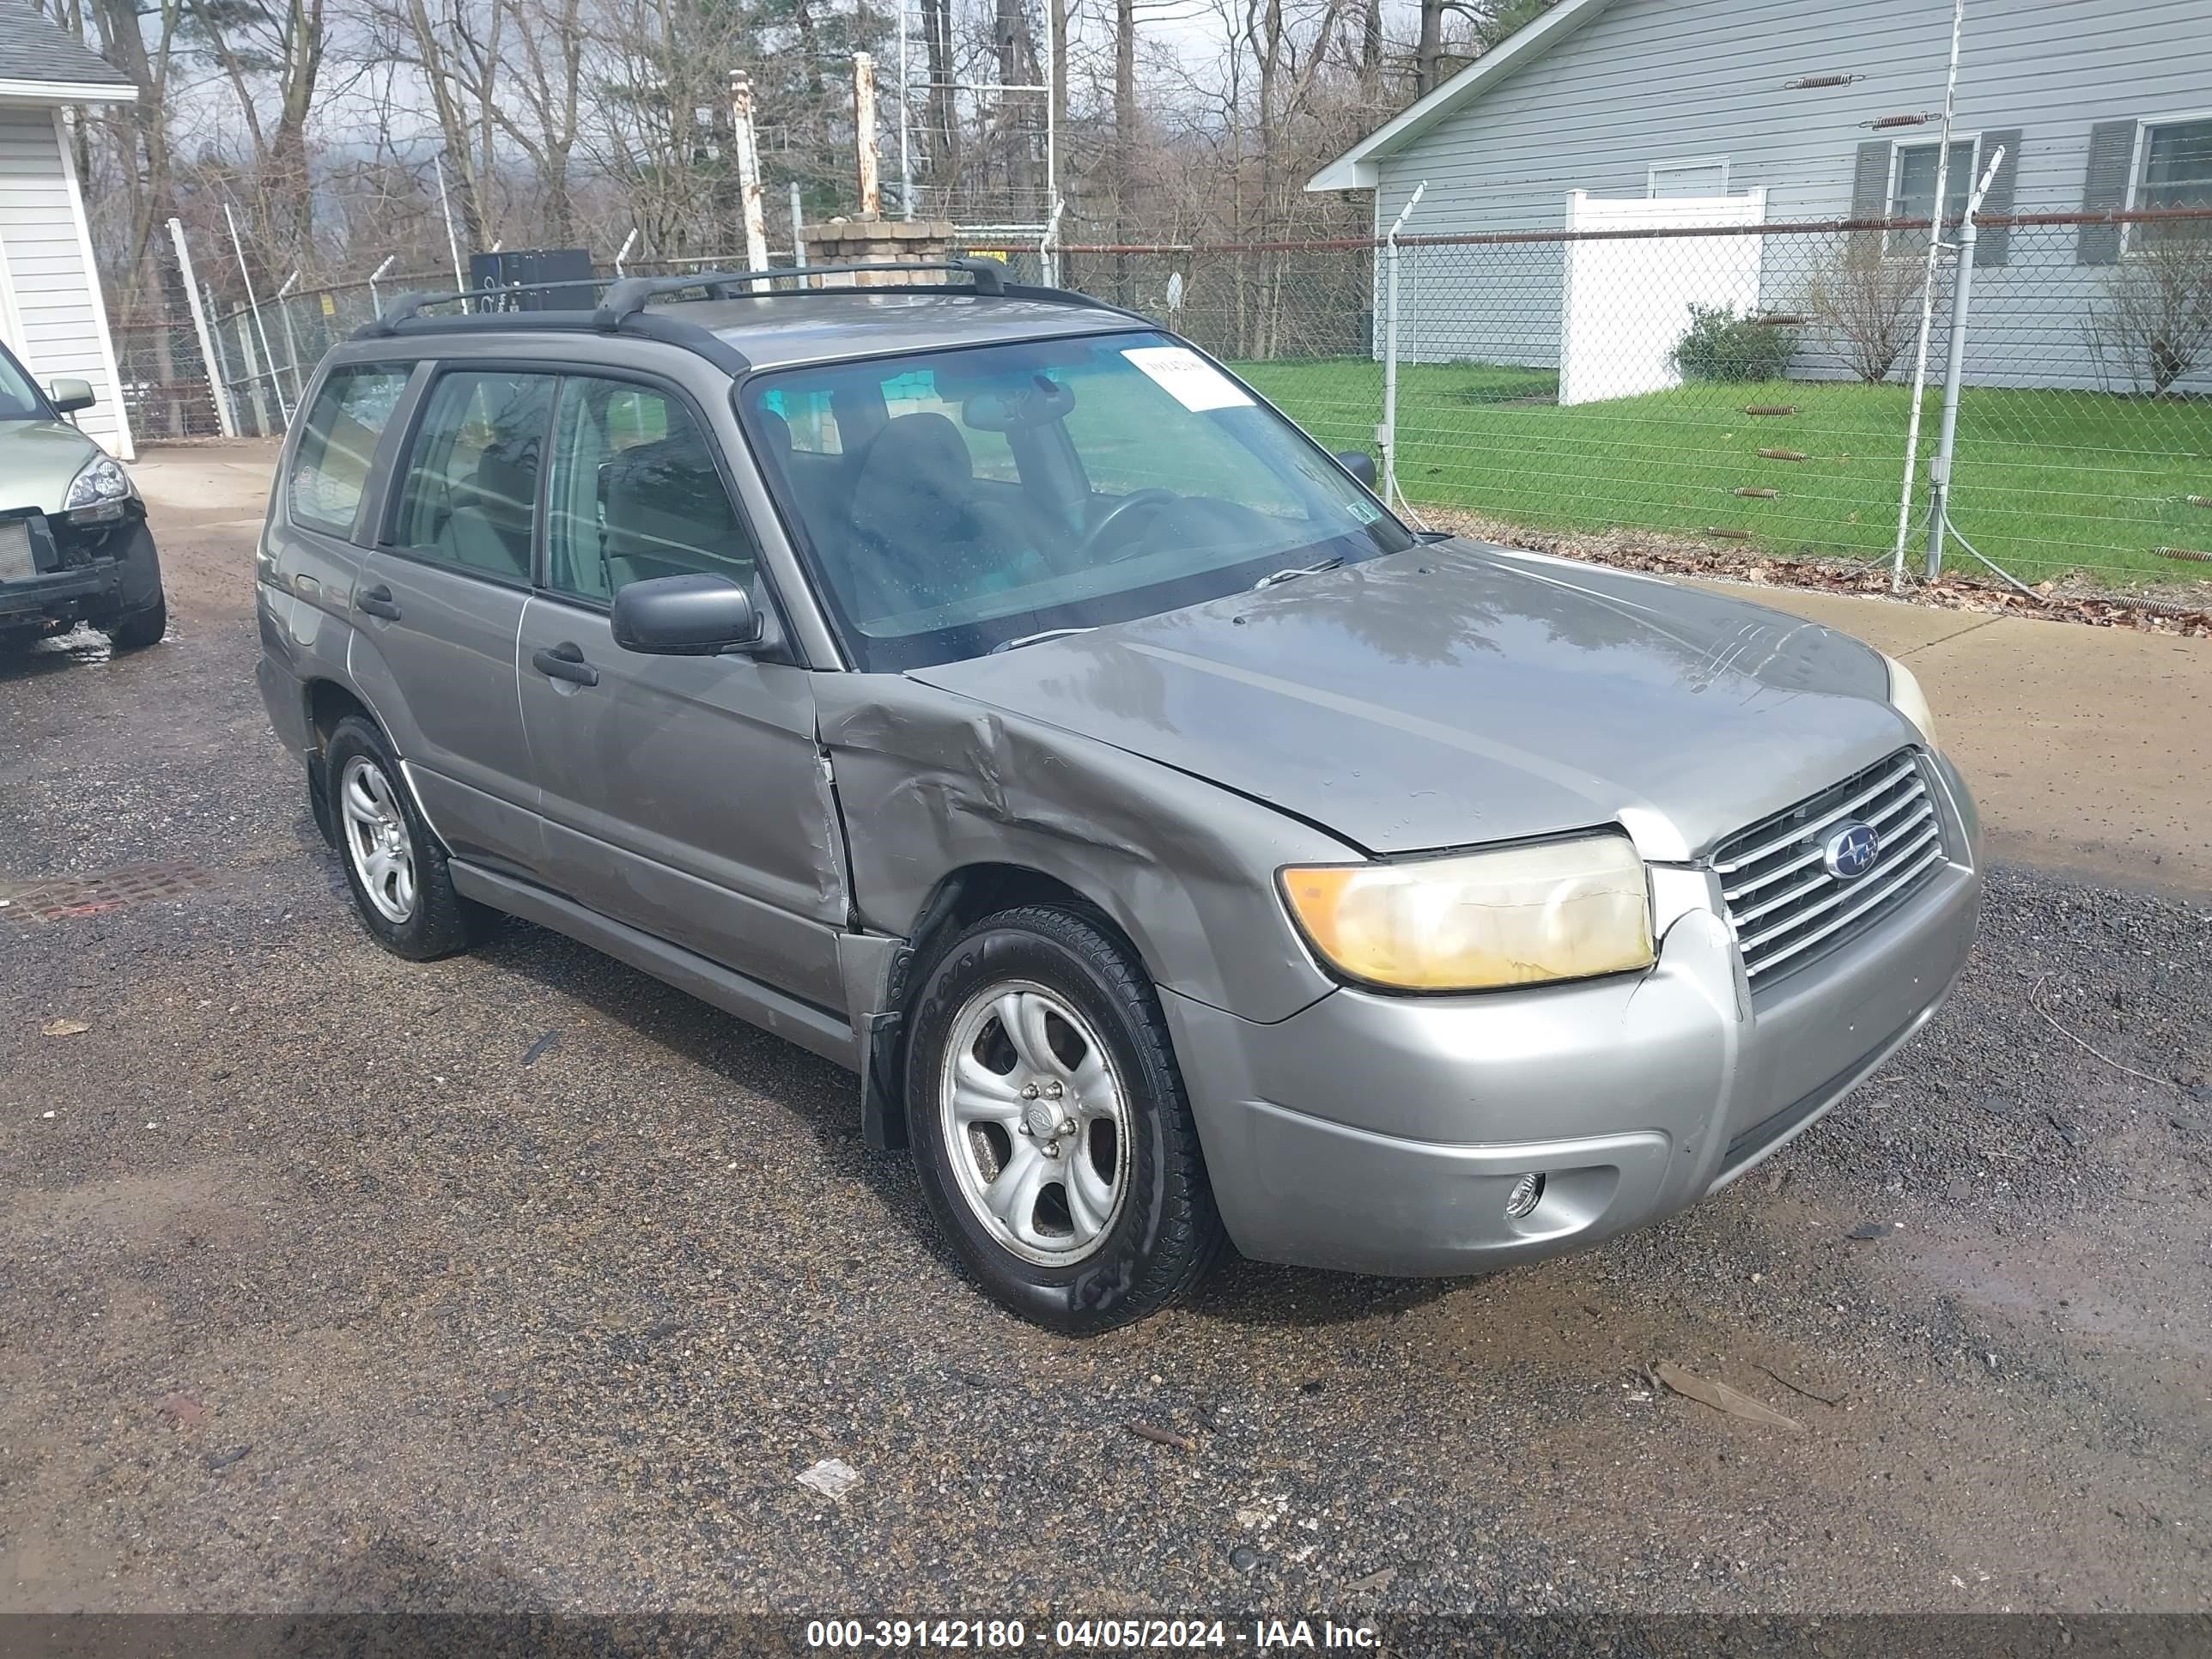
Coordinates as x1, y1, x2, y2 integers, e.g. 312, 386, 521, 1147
611, 573, 763, 656
48, 378, 95, 415
1334, 448, 1378, 490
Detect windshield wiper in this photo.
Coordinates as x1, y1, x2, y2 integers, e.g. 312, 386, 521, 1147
990, 625, 1097, 654
1253, 556, 1344, 591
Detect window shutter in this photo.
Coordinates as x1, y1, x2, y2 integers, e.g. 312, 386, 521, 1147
2078, 119, 2136, 264
1850, 140, 1893, 221
1975, 129, 2022, 266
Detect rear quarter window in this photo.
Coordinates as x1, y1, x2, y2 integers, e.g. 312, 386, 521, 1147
289, 365, 411, 538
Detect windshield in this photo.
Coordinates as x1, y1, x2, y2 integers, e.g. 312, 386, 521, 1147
0, 342, 50, 422
742, 330, 1412, 670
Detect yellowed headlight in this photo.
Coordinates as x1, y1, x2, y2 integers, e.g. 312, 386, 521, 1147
1279, 834, 1656, 992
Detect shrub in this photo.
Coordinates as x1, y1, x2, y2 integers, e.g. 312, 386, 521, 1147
2085, 224, 2212, 396
1802, 231, 1923, 383
1670, 303, 1798, 383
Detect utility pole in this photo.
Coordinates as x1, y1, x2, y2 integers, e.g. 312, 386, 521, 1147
898, 0, 914, 217
854, 52, 882, 218
730, 70, 770, 279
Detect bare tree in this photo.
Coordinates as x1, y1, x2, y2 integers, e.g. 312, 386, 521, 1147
1802, 232, 1924, 383
1416, 0, 1547, 96
371, 0, 504, 247
487, 0, 586, 241
184, 0, 333, 267
78, 0, 185, 315
2086, 226, 2212, 396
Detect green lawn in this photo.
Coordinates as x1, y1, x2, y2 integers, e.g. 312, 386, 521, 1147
1236, 358, 2212, 588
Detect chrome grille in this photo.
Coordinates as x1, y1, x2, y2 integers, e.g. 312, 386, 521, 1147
1713, 750, 1948, 985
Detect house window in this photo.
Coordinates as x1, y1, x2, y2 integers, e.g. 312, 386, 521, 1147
1889, 138, 1977, 255
2136, 117, 2212, 246
1649, 158, 1729, 198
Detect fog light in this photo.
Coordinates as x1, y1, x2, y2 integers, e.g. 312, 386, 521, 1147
1504, 1172, 1546, 1219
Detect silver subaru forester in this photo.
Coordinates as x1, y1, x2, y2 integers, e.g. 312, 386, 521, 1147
255, 259, 1980, 1331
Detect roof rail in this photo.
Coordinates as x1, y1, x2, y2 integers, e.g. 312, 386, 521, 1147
587, 257, 1012, 330
363, 276, 608, 335
349, 257, 1152, 368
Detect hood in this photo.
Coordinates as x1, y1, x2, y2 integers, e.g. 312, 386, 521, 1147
0, 418, 103, 514
906, 542, 1916, 862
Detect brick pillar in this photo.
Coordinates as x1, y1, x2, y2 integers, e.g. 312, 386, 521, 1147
799, 216, 959, 284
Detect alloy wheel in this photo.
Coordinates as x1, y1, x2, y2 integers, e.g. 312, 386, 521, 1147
938, 980, 1132, 1266
339, 755, 418, 925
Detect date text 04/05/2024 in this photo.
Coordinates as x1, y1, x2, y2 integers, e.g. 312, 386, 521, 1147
803, 1619, 1383, 1650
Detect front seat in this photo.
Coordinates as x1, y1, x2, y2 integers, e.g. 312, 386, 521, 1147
600, 434, 749, 592
845, 411, 1018, 619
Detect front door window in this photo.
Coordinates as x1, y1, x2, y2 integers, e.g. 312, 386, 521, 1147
543, 377, 757, 604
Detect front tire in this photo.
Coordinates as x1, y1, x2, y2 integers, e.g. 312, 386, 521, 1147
105, 593, 167, 651
905, 905, 1225, 1333
324, 715, 485, 961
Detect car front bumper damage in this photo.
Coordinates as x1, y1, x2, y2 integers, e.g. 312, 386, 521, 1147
0, 511, 161, 634
1161, 777, 1983, 1278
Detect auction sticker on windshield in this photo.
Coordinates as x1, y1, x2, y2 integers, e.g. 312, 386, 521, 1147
1121, 345, 1254, 412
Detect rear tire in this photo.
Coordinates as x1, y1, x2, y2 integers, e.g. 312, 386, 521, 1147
105, 594, 167, 651
324, 714, 486, 961
905, 904, 1225, 1333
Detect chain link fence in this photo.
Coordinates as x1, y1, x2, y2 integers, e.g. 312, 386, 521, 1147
114, 211, 2209, 590
106, 229, 227, 442
1047, 210, 2212, 592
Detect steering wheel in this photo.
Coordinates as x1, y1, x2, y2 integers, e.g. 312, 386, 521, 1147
1082, 489, 1181, 561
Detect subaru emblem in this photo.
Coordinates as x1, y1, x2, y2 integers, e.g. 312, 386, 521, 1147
1821, 820, 1881, 881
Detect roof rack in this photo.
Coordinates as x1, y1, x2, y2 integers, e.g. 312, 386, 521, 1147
351, 257, 1150, 369
589, 256, 1013, 328
364, 276, 610, 334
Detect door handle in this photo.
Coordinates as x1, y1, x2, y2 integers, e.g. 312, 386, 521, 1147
355, 584, 402, 621
531, 641, 600, 687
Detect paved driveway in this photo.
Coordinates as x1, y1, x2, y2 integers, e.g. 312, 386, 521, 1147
3, 448, 2209, 1617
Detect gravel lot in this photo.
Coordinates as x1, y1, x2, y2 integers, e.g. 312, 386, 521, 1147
2, 485, 2209, 1619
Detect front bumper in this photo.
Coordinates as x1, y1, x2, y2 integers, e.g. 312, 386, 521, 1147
1164, 765, 1983, 1277
0, 514, 159, 629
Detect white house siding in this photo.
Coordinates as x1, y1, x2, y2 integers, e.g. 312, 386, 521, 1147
1359, 0, 2212, 392
0, 104, 131, 453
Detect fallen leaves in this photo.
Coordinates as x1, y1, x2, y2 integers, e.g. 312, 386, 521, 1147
1426, 508, 2212, 637
41, 1018, 89, 1037
1650, 1361, 1803, 1431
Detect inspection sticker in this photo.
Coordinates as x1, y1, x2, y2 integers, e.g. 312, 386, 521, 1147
1121, 345, 1254, 412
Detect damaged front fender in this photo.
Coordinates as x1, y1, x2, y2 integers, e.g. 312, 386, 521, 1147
815, 674, 1357, 1030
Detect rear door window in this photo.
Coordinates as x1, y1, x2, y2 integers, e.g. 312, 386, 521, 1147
389, 371, 556, 583
288, 364, 410, 537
